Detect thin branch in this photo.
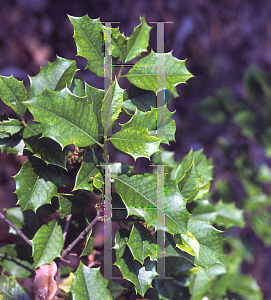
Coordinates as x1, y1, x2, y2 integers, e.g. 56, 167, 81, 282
61, 210, 102, 259
62, 214, 72, 245
0, 211, 32, 247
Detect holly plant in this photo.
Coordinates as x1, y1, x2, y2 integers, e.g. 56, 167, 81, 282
0, 15, 260, 300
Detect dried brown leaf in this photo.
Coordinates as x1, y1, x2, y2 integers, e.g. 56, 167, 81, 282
33, 261, 58, 300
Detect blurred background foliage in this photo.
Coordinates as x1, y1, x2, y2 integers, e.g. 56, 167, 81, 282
1, 0, 271, 299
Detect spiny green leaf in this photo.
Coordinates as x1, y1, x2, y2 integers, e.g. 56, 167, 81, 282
125, 16, 152, 63
127, 106, 176, 145
32, 219, 63, 268
214, 200, 245, 229
14, 156, 61, 212
110, 108, 162, 160
127, 223, 157, 264
0, 75, 28, 116
0, 119, 22, 138
68, 15, 107, 77
28, 56, 77, 99
113, 173, 190, 235
110, 27, 128, 62
73, 148, 103, 191
23, 123, 67, 168
171, 149, 213, 199
71, 262, 112, 300
101, 79, 124, 135
85, 83, 105, 138
0, 273, 31, 300
24, 88, 98, 149
114, 229, 157, 296
187, 220, 224, 269
124, 50, 193, 94
123, 84, 179, 112
178, 162, 202, 202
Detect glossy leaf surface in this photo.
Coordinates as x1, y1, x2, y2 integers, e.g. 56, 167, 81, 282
114, 229, 157, 296
68, 15, 106, 77
101, 79, 124, 135
32, 220, 63, 268
127, 223, 157, 264
0, 75, 28, 116
113, 173, 190, 235
125, 51, 193, 93
28, 56, 77, 99
73, 148, 103, 191
0, 119, 22, 138
110, 109, 161, 160
14, 156, 61, 211
24, 88, 98, 148
0, 273, 31, 300
125, 16, 151, 63
23, 123, 66, 168
71, 262, 112, 300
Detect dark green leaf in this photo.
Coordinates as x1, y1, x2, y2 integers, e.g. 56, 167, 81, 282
23, 123, 67, 168
32, 220, 63, 268
108, 280, 124, 300
123, 85, 179, 112
73, 148, 103, 191
127, 223, 157, 264
113, 229, 157, 296
57, 193, 89, 217
14, 156, 61, 211
0, 75, 28, 116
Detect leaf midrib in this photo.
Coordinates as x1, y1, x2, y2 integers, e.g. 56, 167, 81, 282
27, 102, 98, 146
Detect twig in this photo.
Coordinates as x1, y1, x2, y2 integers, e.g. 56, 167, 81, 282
0, 211, 32, 247
62, 214, 72, 245
61, 210, 102, 259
